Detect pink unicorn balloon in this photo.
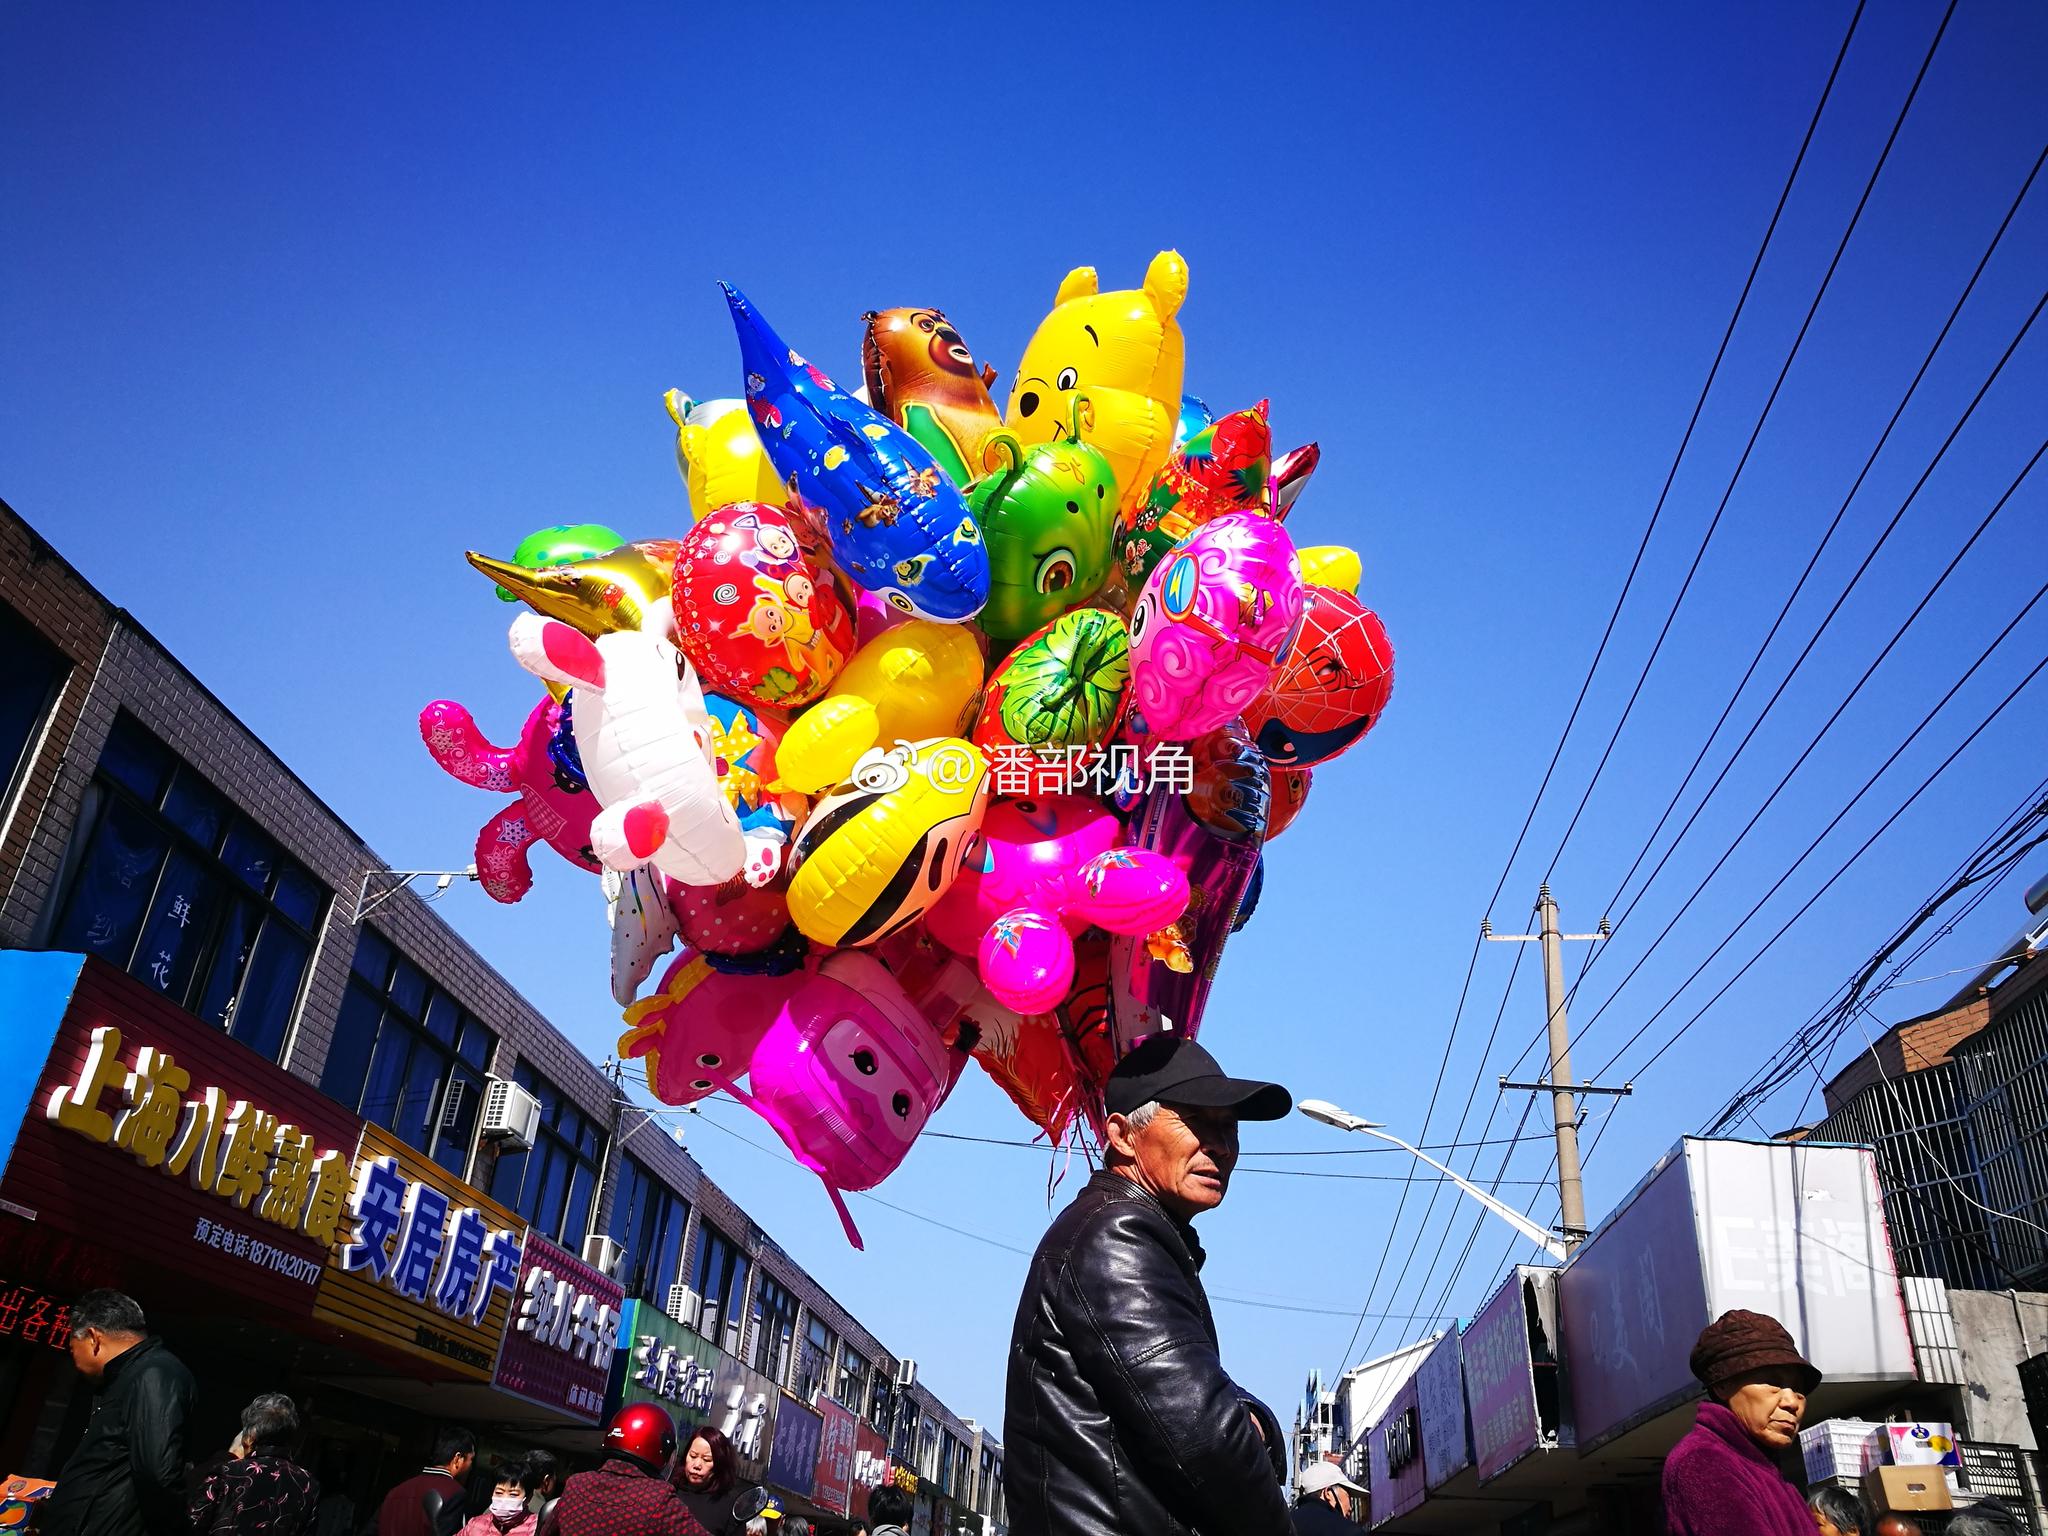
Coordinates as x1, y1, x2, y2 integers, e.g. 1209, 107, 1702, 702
419, 696, 599, 903
714, 950, 968, 1249
1126, 512, 1305, 741
617, 948, 799, 1104
925, 796, 1188, 1016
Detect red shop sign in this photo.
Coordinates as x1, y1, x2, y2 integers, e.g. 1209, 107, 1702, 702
491, 1230, 624, 1423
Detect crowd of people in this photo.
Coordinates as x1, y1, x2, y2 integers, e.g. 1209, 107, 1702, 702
15, 1040, 2041, 1536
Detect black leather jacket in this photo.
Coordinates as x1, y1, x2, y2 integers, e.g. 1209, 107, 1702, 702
1003, 1172, 1291, 1536
40, 1336, 195, 1536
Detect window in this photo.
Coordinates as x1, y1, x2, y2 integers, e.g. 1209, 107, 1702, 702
938, 1433, 957, 1496
53, 714, 327, 1062
0, 600, 67, 817
749, 1271, 800, 1384
491, 1062, 606, 1247
838, 1349, 870, 1416
869, 1366, 894, 1433
608, 1157, 691, 1305
918, 1414, 939, 1479
691, 1222, 750, 1357
801, 1314, 839, 1401
319, 930, 493, 1171
978, 1449, 996, 1515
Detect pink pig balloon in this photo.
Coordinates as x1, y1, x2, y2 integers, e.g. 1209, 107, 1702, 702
925, 796, 1189, 1016
618, 949, 799, 1105
420, 696, 599, 903
715, 950, 969, 1249
1126, 512, 1306, 741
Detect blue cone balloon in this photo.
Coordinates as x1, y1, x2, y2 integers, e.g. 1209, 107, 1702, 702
723, 284, 989, 622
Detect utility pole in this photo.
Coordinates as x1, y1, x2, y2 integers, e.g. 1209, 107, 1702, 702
1484, 885, 1627, 1252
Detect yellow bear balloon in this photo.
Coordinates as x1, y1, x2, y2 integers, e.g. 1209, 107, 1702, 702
828, 620, 985, 748
1004, 251, 1189, 518
663, 390, 788, 519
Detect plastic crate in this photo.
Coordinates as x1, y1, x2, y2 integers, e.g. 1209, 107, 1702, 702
1958, 1442, 2039, 1535
1803, 1419, 1882, 1484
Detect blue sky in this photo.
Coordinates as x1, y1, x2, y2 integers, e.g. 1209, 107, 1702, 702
5, 1, 2045, 1440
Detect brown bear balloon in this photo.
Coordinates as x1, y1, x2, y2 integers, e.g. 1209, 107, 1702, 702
861, 307, 1003, 487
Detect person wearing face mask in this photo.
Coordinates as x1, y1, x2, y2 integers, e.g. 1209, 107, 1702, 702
670, 1426, 742, 1535
1004, 1036, 1295, 1536
1660, 1310, 1821, 1536
456, 1462, 536, 1536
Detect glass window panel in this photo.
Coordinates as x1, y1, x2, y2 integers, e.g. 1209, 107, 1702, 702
52, 793, 171, 965
423, 992, 459, 1046
351, 929, 392, 985
220, 818, 281, 894
386, 958, 427, 1021
563, 1160, 596, 1247
131, 850, 222, 1003
231, 922, 310, 1063
432, 1067, 483, 1177
196, 896, 260, 1033
535, 1145, 572, 1236
321, 983, 383, 1107
272, 862, 324, 929
161, 771, 228, 850
456, 1015, 492, 1068
650, 1197, 687, 1304
491, 1145, 531, 1211
360, 1017, 411, 1131
97, 717, 173, 802
0, 602, 65, 802
609, 1161, 648, 1245
395, 1045, 443, 1153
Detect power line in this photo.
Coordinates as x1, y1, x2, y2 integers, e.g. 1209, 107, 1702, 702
1326, 0, 1875, 1378
1562, 137, 2047, 974
1536, 0, 1959, 885
1569, 417, 2048, 1047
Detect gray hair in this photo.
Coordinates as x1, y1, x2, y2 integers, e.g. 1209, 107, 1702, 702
71, 1289, 147, 1337
241, 1393, 299, 1450
1123, 1101, 1163, 1131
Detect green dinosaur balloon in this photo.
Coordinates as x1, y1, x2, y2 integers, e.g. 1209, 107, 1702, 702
494, 523, 627, 601
966, 426, 1118, 641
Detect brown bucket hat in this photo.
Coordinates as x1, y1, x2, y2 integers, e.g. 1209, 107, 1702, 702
1689, 1308, 1822, 1394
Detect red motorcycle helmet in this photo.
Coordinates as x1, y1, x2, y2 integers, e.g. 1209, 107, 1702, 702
603, 1402, 677, 1472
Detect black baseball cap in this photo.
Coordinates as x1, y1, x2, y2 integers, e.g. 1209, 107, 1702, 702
1105, 1036, 1292, 1121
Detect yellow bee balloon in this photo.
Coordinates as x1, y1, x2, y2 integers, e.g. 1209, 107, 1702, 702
827, 620, 985, 748
663, 390, 787, 519
786, 737, 990, 947
1004, 251, 1188, 517
771, 695, 881, 795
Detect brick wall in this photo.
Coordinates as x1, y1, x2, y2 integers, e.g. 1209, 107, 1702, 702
1823, 994, 1994, 1117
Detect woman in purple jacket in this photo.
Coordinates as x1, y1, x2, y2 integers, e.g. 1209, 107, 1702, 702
1660, 1310, 1821, 1536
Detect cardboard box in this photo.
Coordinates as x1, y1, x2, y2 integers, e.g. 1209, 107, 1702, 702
1870, 1463, 1954, 1513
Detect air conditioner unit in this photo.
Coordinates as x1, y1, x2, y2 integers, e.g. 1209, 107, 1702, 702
896, 1358, 918, 1389
479, 1076, 541, 1149
666, 1286, 702, 1329
582, 1235, 625, 1277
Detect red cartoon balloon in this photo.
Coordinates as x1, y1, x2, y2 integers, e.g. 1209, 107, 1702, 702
1242, 585, 1394, 768
672, 502, 856, 709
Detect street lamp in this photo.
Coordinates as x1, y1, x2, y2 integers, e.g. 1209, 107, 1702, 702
1297, 1099, 1568, 1262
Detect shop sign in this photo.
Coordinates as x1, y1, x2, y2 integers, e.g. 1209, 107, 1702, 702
811, 1397, 859, 1515
1560, 1137, 1911, 1453
1413, 1328, 1470, 1489
492, 1231, 623, 1423
882, 1462, 920, 1496
1465, 1271, 1542, 1482
0, 1280, 72, 1352
1367, 1377, 1425, 1525
0, 957, 363, 1317
765, 1394, 823, 1500
613, 1298, 780, 1483
848, 1420, 889, 1522
310, 1125, 523, 1379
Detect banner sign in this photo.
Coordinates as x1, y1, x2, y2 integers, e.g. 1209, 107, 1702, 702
1413, 1328, 1471, 1489
492, 1230, 623, 1422
765, 1394, 823, 1501
812, 1397, 859, 1516
614, 1298, 781, 1484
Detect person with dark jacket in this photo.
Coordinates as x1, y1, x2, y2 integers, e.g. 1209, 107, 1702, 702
671, 1426, 741, 1536
546, 1405, 708, 1536
189, 1393, 319, 1536
1291, 1461, 1367, 1534
1660, 1310, 1820, 1536
1004, 1036, 1294, 1536
376, 1430, 476, 1536
40, 1289, 195, 1536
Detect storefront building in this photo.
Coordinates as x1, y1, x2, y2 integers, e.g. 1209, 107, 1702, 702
0, 495, 998, 1528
